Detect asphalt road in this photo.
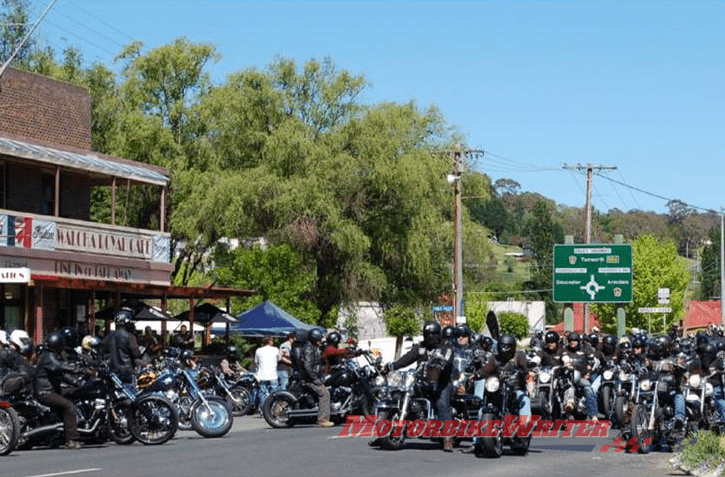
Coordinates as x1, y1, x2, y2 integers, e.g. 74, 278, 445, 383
0, 416, 685, 477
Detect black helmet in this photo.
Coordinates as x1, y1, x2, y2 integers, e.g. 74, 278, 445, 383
498, 334, 517, 362
455, 324, 471, 339
309, 328, 325, 344
678, 338, 693, 355
545, 331, 559, 345
619, 341, 631, 352
226, 345, 238, 360
659, 336, 672, 356
701, 343, 718, 368
181, 349, 194, 362
60, 326, 79, 348
294, 328, 308, 343
442, 326, 455, 342
480, 336, 494, 352
115, 307, 136, 332
631, 336, 646, 350
327, 331, 341, 347
423, 321, 442, 348
567, 332, 581, 351
20, 342, 34, 357
46, 332, 65, 352
587, 332, 599, 347
696, 332, 710, 355
602, 335, 618, 355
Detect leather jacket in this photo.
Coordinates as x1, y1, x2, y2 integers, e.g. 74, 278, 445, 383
102, 329, 141, 374
300, 341, 324, 384
34, 350, 81, 396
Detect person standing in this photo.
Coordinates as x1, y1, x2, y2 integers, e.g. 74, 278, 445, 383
278, 333, 294, 390
255, 336, 280, 408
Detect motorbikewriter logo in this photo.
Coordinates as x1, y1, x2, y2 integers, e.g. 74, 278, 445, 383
339, 415, 611, 439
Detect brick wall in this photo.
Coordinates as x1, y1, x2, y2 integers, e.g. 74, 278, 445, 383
0, 67, 91, 150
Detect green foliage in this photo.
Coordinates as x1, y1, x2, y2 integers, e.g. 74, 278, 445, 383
700, 227, 721, 300
498, 311, 529, 340
464, 294, 488, 332
383, 304, 421, 338
593, 235, 690, 335
680, 431, 725, 470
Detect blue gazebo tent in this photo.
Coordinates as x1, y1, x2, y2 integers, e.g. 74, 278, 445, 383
217, 300, 315, 337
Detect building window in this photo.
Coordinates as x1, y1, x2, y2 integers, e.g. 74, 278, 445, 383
41, 173, 55, 215
0, 163, 5, 209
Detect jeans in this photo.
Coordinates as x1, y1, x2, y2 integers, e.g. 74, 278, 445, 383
713, 386, 725, 423
277, 369, 289, 391
673, 392, 685, 420
591, 373, 602, 396
259, 380, 279, 408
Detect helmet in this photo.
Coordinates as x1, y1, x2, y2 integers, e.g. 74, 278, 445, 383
180, 349, 194, 362
631, 336, 647, 350
455, 324, 471, 339
602, 335, 618, 355
46, 332, 65, 352
60, 326, 79, 348
9, 330, 30, 350
659, 336, 672, 356
481, 336, 494, 352
294, 328, 309, 343
470, 332, 481, 344
422, 321, 442, 348
327, 331, 341, 347
442, 326, 456, 343
115, 307, 136, 331
701, 343, 718, 368
587, 332, 599, 347
619, 341, 631, 353
308, 328, 325, 344
497, 335, 517, 362
19, 342, 34, 357
678, 338, 693, 355
0, 330, 8, 346
567, 332, 581, 351
226, 345, 238, 360
696, 332, 710, 355
82, 335, 102, 351
544, 331, 559, 345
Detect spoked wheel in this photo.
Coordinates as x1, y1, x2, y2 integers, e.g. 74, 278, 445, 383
0, 406, 20, 455
263, 394, 295, 428
481, 412, 503, 458
191, 398, 233, 438
108, 402, 136, 445
629, 404, 653, 454
380, 411, 406, 451
227, 386, 253, 416
129, 395, 179, 445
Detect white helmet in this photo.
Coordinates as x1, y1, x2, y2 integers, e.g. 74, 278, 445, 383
0, 330, 8, 346
10, 329, 30, 350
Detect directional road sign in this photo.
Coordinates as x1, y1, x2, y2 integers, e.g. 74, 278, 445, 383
638, 307, 672, 314
432, 305, 454, 313
553, 244, 633, 303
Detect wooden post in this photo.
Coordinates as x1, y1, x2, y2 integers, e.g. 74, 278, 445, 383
189, 299, 195, 350
34, 285, 43, 344
54, 167, 60, 217
161, 293, 168, 347
111, 177, 116, 225
160, 187, 165, 232
225, 297, 231, 344
89, 289, 96, 336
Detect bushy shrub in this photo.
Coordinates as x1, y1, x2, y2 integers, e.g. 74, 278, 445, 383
498, 311, 529, 340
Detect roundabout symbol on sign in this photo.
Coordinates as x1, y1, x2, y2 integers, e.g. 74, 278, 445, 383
580, 274, 605, 300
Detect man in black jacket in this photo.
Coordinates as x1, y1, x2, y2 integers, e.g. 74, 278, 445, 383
34, 332, 83, 449
102, 308, 142, 384
300, 328, 334, 428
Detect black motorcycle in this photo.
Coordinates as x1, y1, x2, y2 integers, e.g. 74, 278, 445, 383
198, 367, 253, 417
8, 364, 177, 449
263, 351, 382, 428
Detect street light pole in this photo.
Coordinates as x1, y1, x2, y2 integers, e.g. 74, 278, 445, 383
453, 147, 463, 323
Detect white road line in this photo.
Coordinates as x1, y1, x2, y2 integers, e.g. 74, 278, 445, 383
24, 469, 102, 477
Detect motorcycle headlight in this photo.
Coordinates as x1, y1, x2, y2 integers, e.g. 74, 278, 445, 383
706, 383, 714, 397
405, 373, 416, 388
387, 371, 403, 388
603, 370, 614, 381
619, 371, 630, 381
485, 376, 500, 393
639, 379, 652, 391
539, 372, 551, 384
688, 374, 702, 388
374, 375, 386, 387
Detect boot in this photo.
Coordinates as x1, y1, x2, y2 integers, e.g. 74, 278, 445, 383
442, 437, 454, 452
65, 440, 81, 450
318, 419, 335, 428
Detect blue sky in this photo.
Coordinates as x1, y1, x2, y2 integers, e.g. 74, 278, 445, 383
29, 0, 725, 215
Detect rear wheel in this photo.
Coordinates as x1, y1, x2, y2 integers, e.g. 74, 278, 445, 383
481, 412, 503, 458
0, 406, 20, 455
129, 395, 178, 445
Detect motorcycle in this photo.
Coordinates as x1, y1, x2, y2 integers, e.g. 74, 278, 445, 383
682, 370, 718, 433
555, 356, 591, 420
8, 364, 177, 449
528, 363, 561, 422
137, 358, 233, 438
614, 361, 640, 428
263, 351, 383, 428
198, 367, 253, 416
598, 359, 618, 421
230, 372, 260, 416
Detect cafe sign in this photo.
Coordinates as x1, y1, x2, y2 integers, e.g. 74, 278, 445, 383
0, 267, 30, 283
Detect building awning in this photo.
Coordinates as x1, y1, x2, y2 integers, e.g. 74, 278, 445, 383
0, 136, 168, 186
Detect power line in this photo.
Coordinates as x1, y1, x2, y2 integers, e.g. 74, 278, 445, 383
67, 0, 134, 42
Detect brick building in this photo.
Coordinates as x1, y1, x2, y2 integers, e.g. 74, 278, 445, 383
0, 67, 250, 343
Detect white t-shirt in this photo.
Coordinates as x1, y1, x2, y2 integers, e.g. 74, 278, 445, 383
255, 345, 279, 381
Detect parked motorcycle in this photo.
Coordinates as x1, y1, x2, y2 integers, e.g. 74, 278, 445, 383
138, 358, 233, 438
263, 351, 383, 428
0, 389, 20, 455
198, 367, 253, 417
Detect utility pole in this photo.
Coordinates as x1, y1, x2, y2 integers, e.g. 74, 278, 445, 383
0, 0, 58, 81
721, 208, 724, 325
448, 147, 484, 324
563, 163, 617, 333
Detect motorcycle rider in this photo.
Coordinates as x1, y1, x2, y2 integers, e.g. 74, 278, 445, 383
0, 330, 22, 377
220, 344, 247, 379
322, 331, 359, 373
690, 342, 725, 427
538, 331, 563, 367
300, 328, 335, 428
650, 335, 687, 432
561, 331, 598, 420
101, 308, 142, 384
385, 321, 456, 452
33, 332, 83, 450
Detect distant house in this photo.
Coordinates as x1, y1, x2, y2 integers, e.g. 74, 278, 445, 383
683, 300, 721, 333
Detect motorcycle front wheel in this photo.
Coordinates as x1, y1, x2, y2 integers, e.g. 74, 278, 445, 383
0, 406, 20, 455
629, 404, 653, 454
129, 395, 179, 445
600, 385, 614, 419
108, 402, 135, 445
481, 412, 503, 458
379, 411, 406, 451
191, 398, 233, 438
263, 393, 295, 428
614, 395, 629, 428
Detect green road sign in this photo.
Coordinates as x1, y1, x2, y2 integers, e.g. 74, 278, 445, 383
553, 244, 633, 303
